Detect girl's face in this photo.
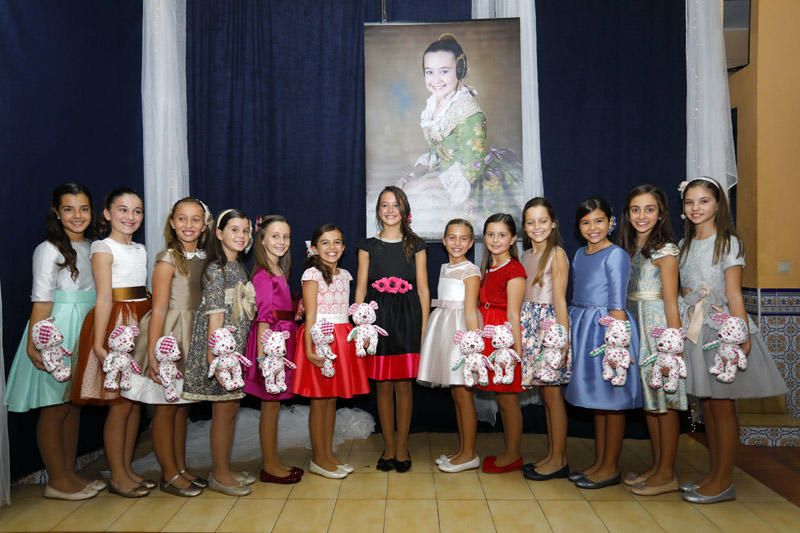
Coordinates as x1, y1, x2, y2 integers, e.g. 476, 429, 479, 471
628, 193, 660, 237
443, 224, 473, 262
104, 193, 143, 237
378, 191, 402, 228
484, 222, 516, 258
57, 193, 92, 241
523, 206, 556, 246
423, 50, 459, 101
170, 201, 206, 248
313, 230, 345, 269
216, 217, 251, 256
683, 185, 718, 227
262, 221, 291, 262
579, 209, 611, 245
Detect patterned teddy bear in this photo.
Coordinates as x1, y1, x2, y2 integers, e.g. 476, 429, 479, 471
207, 326, 252, 391
103, 325, 142, 391
703, 312, 748, 383
154, 333, 183, 402
310, 319, 337, 378
451, 329, 491, 387
30, 317, 72, 382
647, 326, 687, 393
532, 319, 569, 384
259, 328, 296, 394
590, 316, 632, 387
346, 301, 388, 357
484, 322, 522, 385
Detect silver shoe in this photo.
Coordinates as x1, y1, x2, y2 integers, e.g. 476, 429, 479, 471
208, 474, 252, 496
234, 471, 257, 486
682, 484, 736, 504
679, 481, 700, 492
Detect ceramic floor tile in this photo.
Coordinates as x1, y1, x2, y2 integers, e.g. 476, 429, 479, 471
433, 471, 486, 500
692, 501, 769, 531
478, 472, 534, 500
161, 497, 235, 532
216, 499, 284, 532
338, 472, 388, 500
384, 500, 439, 533
287, 474, 342, 499
272, 499, 335, 533
579, 481, 636, 501
106, 497, 186, 532
638, 501, 719, 532
0, 498, 85, 532
387, 472, 435, 500
328, 499, 385, 533
349, 433, 385, 452
526, 478, 584, 500
732, 472, 787, 501
8, 484, 44, 499
248, 479, 295, 499
437, 499, 495, 533
538, 500, 607, 533
590, 500, 662, 533
742, 501, 800, 532
488, 500, 551, 532
0, 497, 43, 530
53, 496, 136, 531
344, 451, 384, 473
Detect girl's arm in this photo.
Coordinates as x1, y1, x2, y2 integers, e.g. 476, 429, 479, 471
91, 252, 114, 360
202, 264, 227, 367
551, 248, 570, 333
464, 276, 481, 331
415, 249, 430, 341
26, 302, 54, 369
607, 248, 631, 323
147, 260, 175, 382
725, 265, 752, 355
506, 277, 526, 355
654, 255, 682, 329
302, 280, 324, 368
354, 250, 370, 304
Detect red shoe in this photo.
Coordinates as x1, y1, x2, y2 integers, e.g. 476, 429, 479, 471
260, 469, 302, 484
481, 456, 523, 474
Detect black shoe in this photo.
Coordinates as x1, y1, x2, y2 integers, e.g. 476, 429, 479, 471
376, 452, 395, 472
523, 464, 570, 481
574, 473, 621, 490
568, 471, 585, 482
394, 453, 412, 473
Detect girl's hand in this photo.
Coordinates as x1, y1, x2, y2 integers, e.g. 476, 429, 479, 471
26, 347, 46, 371
559, 347, 569, 369
307, 350, 325, 369
742, 338, 752, 357
148, 359, 162, 384
94, 345, 109, 361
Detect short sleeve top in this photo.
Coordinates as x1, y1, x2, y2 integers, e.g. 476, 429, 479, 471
357, 237, 426, 283
301, 267, 352, 316
479, 259, 527, 307
436, 260, 481, 302
679, 236, 744, 304
155, 249, 205, 311
90, 238, 147, 288
252, 268, 293, 324
571, 245, 631, 310
31, 240, 94, 301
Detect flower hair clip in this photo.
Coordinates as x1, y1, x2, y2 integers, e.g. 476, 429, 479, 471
305, 240, 317, 257
677, 180, 689, 196
255, 216, 264, 228
198, 200, 214, 227
407, 210, 413, 225
608, 215, 617, 234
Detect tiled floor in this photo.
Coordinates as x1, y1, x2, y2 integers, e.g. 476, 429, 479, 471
1, 433, 798, 532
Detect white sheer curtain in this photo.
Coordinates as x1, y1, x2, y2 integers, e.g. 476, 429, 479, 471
0, 283, 10, 506
142, 0, 190, 279
685, 0, 738, 191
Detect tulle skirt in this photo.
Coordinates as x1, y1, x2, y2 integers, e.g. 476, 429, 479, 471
417, 307, 468, 387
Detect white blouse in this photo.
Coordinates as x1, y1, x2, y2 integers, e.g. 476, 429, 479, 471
90, 238, 147, 288
31, 241, 94, 302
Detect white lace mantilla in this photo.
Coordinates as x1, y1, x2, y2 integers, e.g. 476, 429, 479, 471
420, 85, 482, 144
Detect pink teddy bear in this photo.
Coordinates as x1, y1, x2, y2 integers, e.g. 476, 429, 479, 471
310, 319, 337, 378
590, 316, 632, 387
30, 317, 72, 382
451, 329, 491, 387
347, 301, 388, 357
484, 322, 521, 385
207, 326, 252, 391
103, 325, 142, 391
259, 328, 296, 394
703, 312, 748, 383
154, 334, 183, 402
532, 319, 569, 384
647, 326, 687, 393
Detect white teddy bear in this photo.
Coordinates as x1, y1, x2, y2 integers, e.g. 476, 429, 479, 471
532, 319, 569, 384
590, 316, 632, 387
451, 329, 491, 387
704, 312, 748, 383
103, 325, 142, 391
154, 333, 183, 402
484, 322, 522, 385
310, 319, 337, 378
30, 317, 72, 382
259, 328, 296, 394
207, 326, 252, 391
647, 326, 687, 394
346, 301, 388, 357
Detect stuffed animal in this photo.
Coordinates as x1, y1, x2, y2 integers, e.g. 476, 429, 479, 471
207, 326, 252, 391
703, 312, 748, 383
533, 319, 569, 384
589, 316, 632, 386
483, 322, 522, 385
647, 326, 687, 393
30, 317, 72, 382
259, 328, 296, 394
103, 325, 142, 391
154, 333, 183, 402
451, 329, 491, 387
346, 301, 388, 357
310, 319, 337, 378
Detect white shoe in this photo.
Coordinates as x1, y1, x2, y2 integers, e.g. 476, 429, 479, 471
85, 479, 107, 491
438, 456, 480, 473
434, 454, 449, 465
310, 460, 348, 479
234, 471, 257, 486
44, 485, 98, 501
338, 463, 355, 474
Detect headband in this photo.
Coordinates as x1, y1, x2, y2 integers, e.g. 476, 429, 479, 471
678, 176, 723, 197
216, 209, 253, 254
305, 240, 317, 257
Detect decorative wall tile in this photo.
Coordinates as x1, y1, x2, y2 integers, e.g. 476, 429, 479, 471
740, 426, 800, 447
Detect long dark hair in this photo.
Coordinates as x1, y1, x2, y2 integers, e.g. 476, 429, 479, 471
253, 215, 291, 278
574, 197, 613, 244
680, 178, 742, 264
521, 197, 563, 287
375, 186, 423, 263
305, 223, 344, 285
98, 187, 142, 238
46, 183, 96, 282
206, 208, 250, 268
618, 185, 675, 258
481, 213, 519, 276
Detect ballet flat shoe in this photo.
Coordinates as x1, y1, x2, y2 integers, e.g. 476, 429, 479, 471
630, 477, 679, 496
259, 469, 302, 485
438, 456, 480, 473
376, 452, 395, 472
309, 460, 348, 479
523, 464, 570, 481
575, 473, 622, 490
44, 485, 98, 501
623, 472, 649, 487
394, 454, 412, 473
159, 472, 202, 497
108, 481, 150, 498
679, 481, 700, 492
234, 471, 257, 486
180, 469, 209, 488
85, 479, 107, 491
138, 478, 157, 490
482, 456, 523, 474
682, 484, 736, 504
337, 463, 355, 474
208, 474, 252, 496
568, 471, 586, 482
289, 466, 305, 477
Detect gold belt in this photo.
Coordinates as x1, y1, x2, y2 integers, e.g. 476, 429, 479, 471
112, 286, 148, 301
628, 291, 662, 302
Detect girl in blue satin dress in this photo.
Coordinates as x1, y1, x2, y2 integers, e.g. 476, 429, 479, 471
564, 198, 642, 489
